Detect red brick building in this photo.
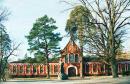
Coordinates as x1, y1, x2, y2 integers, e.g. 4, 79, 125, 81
60, 40, 81, 76
8, 39, 130, 77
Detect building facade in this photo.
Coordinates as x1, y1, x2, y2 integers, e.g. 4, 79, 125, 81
8, 40, 130, 77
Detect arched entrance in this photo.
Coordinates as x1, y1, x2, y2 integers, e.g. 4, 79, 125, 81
68, 67, 76, 77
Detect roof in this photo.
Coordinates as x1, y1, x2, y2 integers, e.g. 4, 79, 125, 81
60, 39, 81, 57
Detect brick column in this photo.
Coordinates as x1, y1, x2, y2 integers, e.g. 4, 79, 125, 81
24, 64, 27, 75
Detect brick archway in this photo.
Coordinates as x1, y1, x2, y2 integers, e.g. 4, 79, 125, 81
66, 65, 78, 76
68, 67, 76, 76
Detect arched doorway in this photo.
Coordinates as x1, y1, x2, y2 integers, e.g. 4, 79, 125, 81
68, 67, 76, 77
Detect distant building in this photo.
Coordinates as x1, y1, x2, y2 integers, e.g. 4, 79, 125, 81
117, 51, 130, 60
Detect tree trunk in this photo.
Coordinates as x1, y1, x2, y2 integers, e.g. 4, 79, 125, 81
46, 63, 50, 79
46, 56, 50, 79
110, 59, 118, 78
80, 46, 83, 78
0, 74, 1, 82
0, 63, 2, 82
105, 64, 111, 76
109, 26, 118, 78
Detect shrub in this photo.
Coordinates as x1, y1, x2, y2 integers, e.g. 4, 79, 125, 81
122, 71, 130, 76
61, 73, 68, 80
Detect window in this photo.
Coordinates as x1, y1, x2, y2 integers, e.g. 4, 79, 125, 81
54, 65, 58, 74
101, 64, 104, 73
122, 64, 126, 71
27, 65, 30, 73
69, 54, 75, 63
93, 64, 97, 72
85, 64, 89, 73
49, 65, 51, 73
65, 55, 68, 63
33, 65, 37, 73
20, 65, 23, 73
49, 65, 53, 74
40, 65, 44, 73
13, 66, 16, 73
17, 65, 20, 74
75, 54, 78, 62
128, 64, 130, 71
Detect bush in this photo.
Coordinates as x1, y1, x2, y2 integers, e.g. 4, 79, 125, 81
61, 73, 68, 80
122, 71, 130, 76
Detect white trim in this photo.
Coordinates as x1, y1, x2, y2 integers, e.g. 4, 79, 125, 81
66, 65, 78, 75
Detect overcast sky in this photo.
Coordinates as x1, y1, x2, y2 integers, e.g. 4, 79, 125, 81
1, 0, 130, 61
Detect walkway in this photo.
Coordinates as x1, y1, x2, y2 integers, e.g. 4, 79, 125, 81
1, 76, 130, 84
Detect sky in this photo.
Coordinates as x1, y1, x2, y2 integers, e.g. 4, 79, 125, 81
1, 0, 130, 61
1, 0, 74, 61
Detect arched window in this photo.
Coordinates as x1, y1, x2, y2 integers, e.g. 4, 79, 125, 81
69, 53, 75, 63
75, 54, 78, 62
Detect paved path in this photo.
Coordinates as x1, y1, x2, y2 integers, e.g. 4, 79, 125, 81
1, 76, 130, 84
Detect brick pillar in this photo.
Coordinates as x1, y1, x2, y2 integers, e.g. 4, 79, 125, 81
97, 64, 99, 74
52, 64, 54, 75
30, 64, 33, 75
44, 65, 46, 75
24, 64, 27, 75
17, 64, 19, 75
42, 65, 44, 74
